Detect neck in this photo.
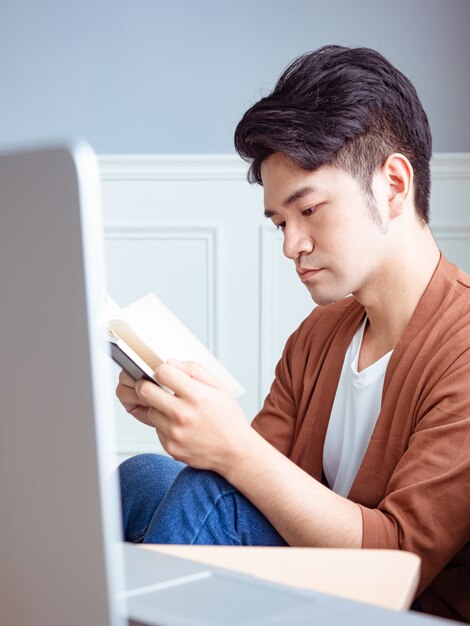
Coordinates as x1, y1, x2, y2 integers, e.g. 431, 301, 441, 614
355, 224, 440, 354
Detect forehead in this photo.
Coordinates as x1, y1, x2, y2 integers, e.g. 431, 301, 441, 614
260, 153, 310, 188
260, 153, 347, 209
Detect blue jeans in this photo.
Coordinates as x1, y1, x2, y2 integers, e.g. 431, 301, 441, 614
118, 453, 288, 546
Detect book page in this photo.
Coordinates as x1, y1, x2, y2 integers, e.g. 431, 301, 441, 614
96, 292, 122, 336
118, 294, 244, 397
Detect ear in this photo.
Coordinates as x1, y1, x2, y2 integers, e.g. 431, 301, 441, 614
381, 153, 413, 219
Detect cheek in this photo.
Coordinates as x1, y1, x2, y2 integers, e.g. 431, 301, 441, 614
322, 224, 379, 272
316, 204, 382, 256
320, 221, 356, 252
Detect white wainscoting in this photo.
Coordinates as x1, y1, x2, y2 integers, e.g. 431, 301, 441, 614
99, 153, 470, 464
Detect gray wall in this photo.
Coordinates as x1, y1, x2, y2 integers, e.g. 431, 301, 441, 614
1, 0, 469, 154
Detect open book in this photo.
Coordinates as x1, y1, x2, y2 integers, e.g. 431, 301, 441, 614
99, 293, 245, 397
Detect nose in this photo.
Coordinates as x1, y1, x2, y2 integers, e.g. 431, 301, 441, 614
282, 225, 314, 260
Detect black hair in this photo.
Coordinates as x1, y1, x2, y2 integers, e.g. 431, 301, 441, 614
234, 45, 432, 223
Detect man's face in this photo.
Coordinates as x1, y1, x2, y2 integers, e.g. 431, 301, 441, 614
261, 152, 389, 306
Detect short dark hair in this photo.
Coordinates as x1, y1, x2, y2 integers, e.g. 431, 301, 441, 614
234, 45, 432, 223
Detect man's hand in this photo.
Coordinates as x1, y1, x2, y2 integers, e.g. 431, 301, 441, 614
115, 370, 154, 427
118, 361, 363, 549
134, 360, 252, 474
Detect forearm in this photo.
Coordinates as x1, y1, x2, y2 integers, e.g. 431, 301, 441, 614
136, 362, 363, 547
221, 427, 363, 548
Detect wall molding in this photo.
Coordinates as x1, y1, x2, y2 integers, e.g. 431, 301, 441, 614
430, 154, 470, 179
99, 154, 249, 181
431, 226, 470, 239
105, 226, 218, 353
106, 226, 218, 456
99, 153, 470, 182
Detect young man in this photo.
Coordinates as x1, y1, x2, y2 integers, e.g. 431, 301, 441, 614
117, 46, 470, 622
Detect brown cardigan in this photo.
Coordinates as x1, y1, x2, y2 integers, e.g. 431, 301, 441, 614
252, 254, 470, 622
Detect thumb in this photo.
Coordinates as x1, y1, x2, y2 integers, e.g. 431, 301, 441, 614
166, 359, 228, 392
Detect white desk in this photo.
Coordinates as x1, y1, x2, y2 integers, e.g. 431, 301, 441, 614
142, 545, 421, 611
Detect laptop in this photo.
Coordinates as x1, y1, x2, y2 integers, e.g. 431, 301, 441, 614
0, 143, 453, 626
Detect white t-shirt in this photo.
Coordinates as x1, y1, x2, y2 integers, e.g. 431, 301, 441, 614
323, 318, 393, 497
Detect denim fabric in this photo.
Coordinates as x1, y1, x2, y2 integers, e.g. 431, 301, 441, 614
118, 453, 287, 546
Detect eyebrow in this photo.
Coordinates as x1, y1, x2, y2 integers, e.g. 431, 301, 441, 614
264, 185, 320, 218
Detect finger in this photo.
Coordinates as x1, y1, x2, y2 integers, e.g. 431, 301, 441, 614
155, 427, 167, 450
154, 427, 172, 457
147, 407, 171, 432
166, 360, 228, 392
153, 363, 199, 398
149, 411, 184, 461
135, 378, 183, 417
116, 384, 153, 425
119, 369, 136, 387
154, 362, 222, 398
116, 380, 147, 406
128, 405, 154, 427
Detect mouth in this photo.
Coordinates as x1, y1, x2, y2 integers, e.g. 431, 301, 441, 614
297, 267, 324, 282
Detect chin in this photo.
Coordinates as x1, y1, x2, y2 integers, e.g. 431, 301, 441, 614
310, 294, 336, 307
307, 285, 349, 307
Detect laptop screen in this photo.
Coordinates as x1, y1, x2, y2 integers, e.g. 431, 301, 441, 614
0, 143, 126, 626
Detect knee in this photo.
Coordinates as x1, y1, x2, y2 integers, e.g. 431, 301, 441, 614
142, 467, 241, 544
119, 453, 156, 478
170, 466, 235, 500
118, 454, 184, 501
118, 453, 158, 492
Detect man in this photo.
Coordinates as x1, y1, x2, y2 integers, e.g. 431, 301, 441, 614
117, 46, 470, 622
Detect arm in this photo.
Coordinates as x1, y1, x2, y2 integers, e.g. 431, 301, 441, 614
122, 320, 470, 599
135, 354, 470, 595
223, 424, 363, 548
134, 360, 362, 548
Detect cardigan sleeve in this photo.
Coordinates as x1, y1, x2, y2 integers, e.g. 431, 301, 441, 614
359, 351, 470, 596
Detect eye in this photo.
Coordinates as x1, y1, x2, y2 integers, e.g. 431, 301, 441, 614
302, 206, 317, 216
274, 222, 286, 231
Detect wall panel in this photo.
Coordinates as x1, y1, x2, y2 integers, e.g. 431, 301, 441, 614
99, 154, 470, 463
